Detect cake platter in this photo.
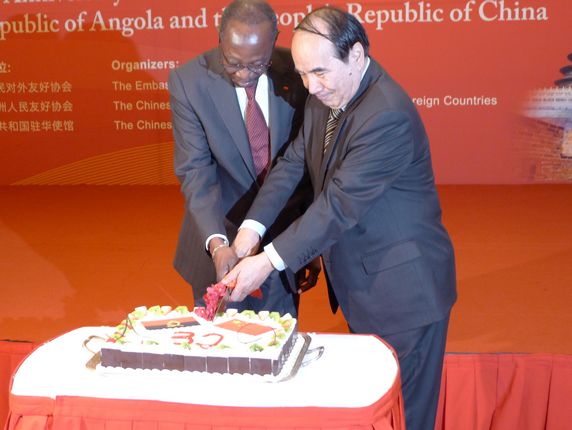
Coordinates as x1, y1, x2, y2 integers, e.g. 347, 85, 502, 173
270, 332, 324, 382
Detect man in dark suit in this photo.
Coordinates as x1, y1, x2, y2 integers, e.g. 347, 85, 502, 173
169, 0, 319, 316
223, 6, 457, 430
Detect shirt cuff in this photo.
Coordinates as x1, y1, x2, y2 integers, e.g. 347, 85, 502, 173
263, 243, 286, 271
205, 234, 229, 251
239, 219, 267, 238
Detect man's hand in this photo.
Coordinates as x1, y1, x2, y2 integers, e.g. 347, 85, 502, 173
231, 228, 261, 258
296, 256, 321, 293
222, 252, 274, 302
212, 245, 238, 282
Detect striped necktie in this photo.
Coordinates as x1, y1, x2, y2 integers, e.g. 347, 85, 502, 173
245, 83, 270, 182
323, 108, 342, 154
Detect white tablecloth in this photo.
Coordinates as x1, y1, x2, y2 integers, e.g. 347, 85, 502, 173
11, 327, 398, 408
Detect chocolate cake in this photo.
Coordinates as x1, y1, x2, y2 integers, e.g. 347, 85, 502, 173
99, 306, 298, 376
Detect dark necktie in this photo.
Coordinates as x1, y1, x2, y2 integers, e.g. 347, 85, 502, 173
245, 83, 270, 181
323, 108, 342, 154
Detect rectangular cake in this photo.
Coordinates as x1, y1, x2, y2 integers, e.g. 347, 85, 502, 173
99, 305, 298, 376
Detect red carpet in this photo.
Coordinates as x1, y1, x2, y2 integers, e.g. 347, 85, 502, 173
2, 184, 571, 353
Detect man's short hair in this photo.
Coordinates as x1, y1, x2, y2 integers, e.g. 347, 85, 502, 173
219, 0, 278, 41
295, 6, 370, 61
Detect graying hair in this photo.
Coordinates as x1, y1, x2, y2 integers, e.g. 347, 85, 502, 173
295, 6, 370, 61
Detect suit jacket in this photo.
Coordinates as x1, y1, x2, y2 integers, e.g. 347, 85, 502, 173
169, 47, 309, 300
246, 59, 457, 335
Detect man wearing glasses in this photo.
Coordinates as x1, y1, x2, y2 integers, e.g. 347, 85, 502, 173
169, 0, 319, 315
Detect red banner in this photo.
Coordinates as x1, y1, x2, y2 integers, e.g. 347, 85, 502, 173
1, 0, 571, 184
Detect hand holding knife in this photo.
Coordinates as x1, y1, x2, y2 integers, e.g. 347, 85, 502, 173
201, 281, 262, 321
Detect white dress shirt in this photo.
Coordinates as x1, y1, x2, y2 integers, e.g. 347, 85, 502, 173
205, 74, 270, 251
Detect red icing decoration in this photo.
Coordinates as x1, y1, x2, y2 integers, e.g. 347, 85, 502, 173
142, 316, 197, 329
196, 333, 224, 349
216, 319, 274, 336
172, 331, 195, 343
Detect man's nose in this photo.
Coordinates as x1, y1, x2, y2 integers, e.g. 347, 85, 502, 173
236, 67, 256, 80
305, 75, 322, 94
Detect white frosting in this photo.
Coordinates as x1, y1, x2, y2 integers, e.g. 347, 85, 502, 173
102, 307, 297, 361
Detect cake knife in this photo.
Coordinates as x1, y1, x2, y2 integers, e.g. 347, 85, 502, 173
212, 284, 232, 320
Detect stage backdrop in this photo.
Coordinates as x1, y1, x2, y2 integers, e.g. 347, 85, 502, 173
1, 0, 571, 185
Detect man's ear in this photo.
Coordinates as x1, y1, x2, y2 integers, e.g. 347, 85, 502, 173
349, 42, 364, 64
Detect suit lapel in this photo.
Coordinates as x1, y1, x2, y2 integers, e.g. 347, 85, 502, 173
267, 57, 297, 161
205, 50, 257, 181
315, 59, 384, 188
267, 76, 284, 161
307, 106, 331, 195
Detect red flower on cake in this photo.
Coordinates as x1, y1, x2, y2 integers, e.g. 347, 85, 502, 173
195, 282, 229, 321
195, 281, 263, 321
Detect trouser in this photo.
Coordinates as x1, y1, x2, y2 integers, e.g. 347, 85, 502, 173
350, 316, 449, 430
382, 316, 450, 430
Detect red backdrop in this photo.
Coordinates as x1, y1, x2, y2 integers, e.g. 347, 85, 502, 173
1, 0, 571, 184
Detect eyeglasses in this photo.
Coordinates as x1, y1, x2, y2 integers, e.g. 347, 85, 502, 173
219, 50, 272, 74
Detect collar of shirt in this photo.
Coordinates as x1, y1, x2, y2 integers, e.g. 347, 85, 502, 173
235, 73, 270, 127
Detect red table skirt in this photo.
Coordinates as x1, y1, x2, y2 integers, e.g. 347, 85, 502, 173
7, 392, 404, 430
1, 342, 36, 429
434, 353, 572, 430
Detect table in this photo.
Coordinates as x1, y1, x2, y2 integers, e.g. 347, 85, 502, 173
0, 341, 36, 427
6, 327, 404, 429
